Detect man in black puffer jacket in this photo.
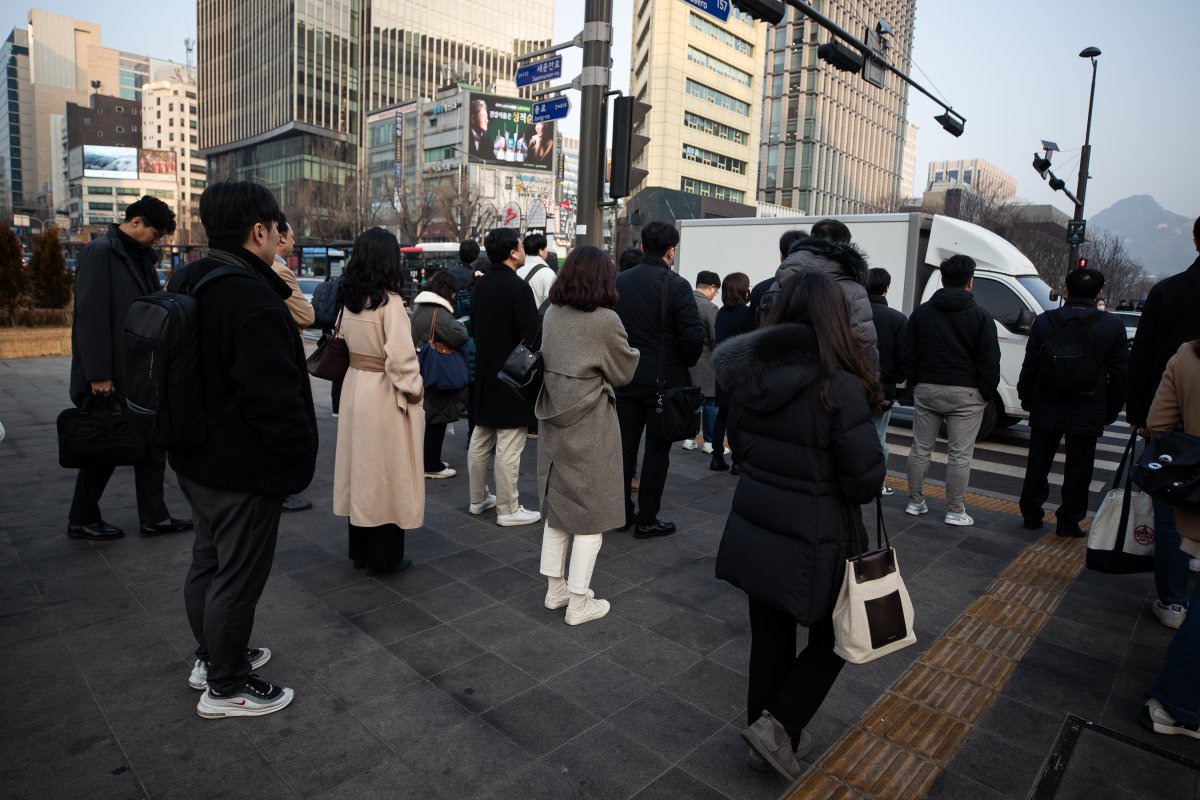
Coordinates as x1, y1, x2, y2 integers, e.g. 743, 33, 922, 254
900, 254, 1000, 527
1017, 268, 1127, 537
168, 181, 318, 720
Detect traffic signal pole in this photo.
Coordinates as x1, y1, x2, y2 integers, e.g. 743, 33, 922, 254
576, 0, 612, 248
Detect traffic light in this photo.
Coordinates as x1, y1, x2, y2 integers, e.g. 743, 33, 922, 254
733, 0, 786, 25
817, 40, 864, 74
1077, 257, 1088, 269
610, 96, 651, 199
1032, 155, 1052, 178
935, 112, 965, 138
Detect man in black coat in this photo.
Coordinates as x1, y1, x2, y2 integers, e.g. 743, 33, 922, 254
168, 181, 318, 719
900, 254, 1001, 527
466, 227, 542, 527
615, 221, 705, 537
67, 195, 192, 541
1126, 216, 1200, 629
867, 267, 908, 494
1018, 269, 1127, 537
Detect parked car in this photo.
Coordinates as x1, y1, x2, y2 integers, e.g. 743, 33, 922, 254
297, 278, 323, 306
1111, 310, 1140, 343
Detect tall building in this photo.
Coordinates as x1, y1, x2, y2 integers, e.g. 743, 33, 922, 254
142, 66, 205, 241
899, 121, 918, 199
200, 0, 554, 238
926, 158, 1017, 198
756, 2, 916, 214
629, 3, 767, 210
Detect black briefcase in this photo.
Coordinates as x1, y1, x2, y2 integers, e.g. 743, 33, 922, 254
57, 396, 146, 469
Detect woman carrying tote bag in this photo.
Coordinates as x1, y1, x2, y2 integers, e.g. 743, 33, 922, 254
712, 270, 885, 780
410, 270, 469, 480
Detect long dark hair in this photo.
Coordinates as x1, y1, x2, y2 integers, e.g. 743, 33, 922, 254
549, 245, 618, 311
765, 272, 884, 412
339, 228, 403, 313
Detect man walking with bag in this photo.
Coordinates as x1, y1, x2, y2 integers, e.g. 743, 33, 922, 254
1018, 268, 1127, 537
615, 221, 705, 537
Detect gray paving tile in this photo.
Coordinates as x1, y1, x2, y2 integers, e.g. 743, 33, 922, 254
481, 684, 599, 756
308, 755, 449, 800
402, 715, 535, 798
257, 713, 394, 796
925, 768, 1010, 800
547, 655, 658, 719
319, 578, 406, 618
308, 643, 421, 705
663, 659, 749, 725
630, 767, 731, 800
478, 762, 590, 800
408, 579, 497, 622
471, 563, 545, 601
677, 724, 792, 800
493, 624, 595, 680
607, 688, 726, 763
544, 722, 672, 800
650, 608, 741, 656
347, 599, 441, 645
386, 623, 487, 678
603, 629, 702, 685
945, 728, 1047, 797
976, 694, 1068, 757
1065, 727, 1198, 800
429, 547, 503, 580
429, 652, 538, 713
451, 601, 544, 648
352, 678, 474, 755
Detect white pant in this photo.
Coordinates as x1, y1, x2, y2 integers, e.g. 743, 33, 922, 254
540, 524, 603, 595
468, 426, 526, 515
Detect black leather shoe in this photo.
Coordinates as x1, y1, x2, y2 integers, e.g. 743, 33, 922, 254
281, 494, 313, 512
139, 517, 194, 537
68, 520, 125, 540
1022, 519, 1044, 530
730, 463, 742, 476
709, 456, 729, 472
634, 520, 677, 539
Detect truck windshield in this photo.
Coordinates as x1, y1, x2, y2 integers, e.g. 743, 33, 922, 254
1017, 276, 1060, 311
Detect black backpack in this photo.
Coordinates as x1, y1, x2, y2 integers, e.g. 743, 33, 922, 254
1038, 310, 1105, 396
122, 264, 248, 451
757, 279, 781, 328
312, 277, 341, 330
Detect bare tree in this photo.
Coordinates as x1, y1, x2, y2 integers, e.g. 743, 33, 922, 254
390, 175, 438, 245
435, 171, 495, 242
1079, 229, 1146, 305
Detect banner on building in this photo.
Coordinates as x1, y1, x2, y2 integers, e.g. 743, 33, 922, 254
82, 146, 138, 179
138, 149, 176, 175
464, 92, 555, 172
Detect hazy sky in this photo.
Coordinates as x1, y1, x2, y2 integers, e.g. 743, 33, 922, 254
7, 1, 1196, 220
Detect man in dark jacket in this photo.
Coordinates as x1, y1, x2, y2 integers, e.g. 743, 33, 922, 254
1018, 268, 1127, 537
168, 181, 317, 719
1127, 216, 1200, 629
466, 227, 542, 527
867, 267, 908, 494
615, 221, 705, 537
900, 254, 1001, 526
67, 195, 192, 541
451, 240, 481, 292
748, 229, 806, 327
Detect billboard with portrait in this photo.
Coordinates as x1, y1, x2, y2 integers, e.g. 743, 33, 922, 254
464, 92, 555, 172
82, 145, 138, 179
138, 148, 176, 175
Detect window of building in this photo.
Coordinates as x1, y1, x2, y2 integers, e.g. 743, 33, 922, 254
115, 105, 124, 112
680, 176, 745, 204
189, 135, 197, 144
86, 185, 112, 195
964, 169, 973, 185
948, 169, 959, 182
682, 143, 747, 175
169, 133, 174, 141
686, 46, 752, 87
934, 171, 943, 182
116, 126, 124, 133
688, 12, 753, 56
168, 103, 174, 112
684, 79, 750, 116
87, 201, 114, 211
683, 111, 748, 146
190, 179, 205, 188
116, 187, 140, 196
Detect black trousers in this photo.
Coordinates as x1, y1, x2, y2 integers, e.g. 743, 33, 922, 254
424, 422, 447, 472
747, 596, 845, 744
348, 521, 405, 571
1018, 427, 1098, 530
711, 405, 738, 464
69, 444, 170, 525
617, 386, 674, 525
180, 476, 282, 695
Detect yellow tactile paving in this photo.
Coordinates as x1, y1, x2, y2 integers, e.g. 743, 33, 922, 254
782, 490, 1087, 800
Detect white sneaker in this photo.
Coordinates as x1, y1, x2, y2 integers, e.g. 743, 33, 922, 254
905, 500, 928, 516
188, 648, 272, 690
880, 486, 895, 496
196, 675, 294, 719
545, 583, 594, 610
682, 438, 697, 451
469, 494, 497, 515
944, 511, 974, 526
701, 442, 714, 454
565, 596, 611, 625
496, 506, 541, 527
724, 446, 732, 455
425, 465, 457, 479
1143, 698, 1200, 739
1154, 600, 1187, 630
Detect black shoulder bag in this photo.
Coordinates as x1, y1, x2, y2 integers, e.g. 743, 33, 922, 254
650, 272, 702, 441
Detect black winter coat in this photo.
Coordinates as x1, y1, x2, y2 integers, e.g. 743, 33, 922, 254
70, 225, 161, 405
1127, 258, 1200, 425
469, 263, 541, 429
614, 256, 705, 391
713, 304, 751, 407
869, 294, 907, 400
712, 323, 885, 625
1017, 299, 1128, 436
900, 288, 1001, 397
166, 248, 318, 496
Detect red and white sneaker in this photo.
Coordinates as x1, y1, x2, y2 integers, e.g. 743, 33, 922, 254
196, 675, 294, 719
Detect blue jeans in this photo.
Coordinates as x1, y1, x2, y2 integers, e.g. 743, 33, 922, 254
1150, 588, 1200, 726
701, 397, 717, 445
1154, 499, 1191, 609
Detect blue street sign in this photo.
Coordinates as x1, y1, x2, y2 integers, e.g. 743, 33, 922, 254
682, 0, 731, 23
515, 56, 563, 88
532, 96, 571, 123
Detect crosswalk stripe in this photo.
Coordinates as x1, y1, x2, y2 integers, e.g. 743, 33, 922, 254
884, 442, 1107, 493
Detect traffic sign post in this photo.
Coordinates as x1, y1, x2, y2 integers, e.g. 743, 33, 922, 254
1067, 219, 1087, 246
683, 0, 731, 23
515, 56, 563, 88
532, 96, 571, 124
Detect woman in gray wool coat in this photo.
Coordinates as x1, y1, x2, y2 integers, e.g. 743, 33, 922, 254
536, 246, 640, 625
410, 270, 469, 478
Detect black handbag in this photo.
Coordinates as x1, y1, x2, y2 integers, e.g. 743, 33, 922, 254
650, 272, 702, 441
307, 309, 349, 382
498, 340, 543, 406
1134, 430, 1200, 508
57, 395, 145, 469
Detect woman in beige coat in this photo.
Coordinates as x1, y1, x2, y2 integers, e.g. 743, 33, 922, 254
536, 246, 639, 625
333, 228, 425, 575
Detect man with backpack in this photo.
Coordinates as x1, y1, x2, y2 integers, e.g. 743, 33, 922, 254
1018, 268, 1128, 537
310, 271, 343, 416
166, 181, 318, 718
516, 232, 556, 308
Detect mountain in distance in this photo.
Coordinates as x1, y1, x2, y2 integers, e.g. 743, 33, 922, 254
1090, 195, 1195, 276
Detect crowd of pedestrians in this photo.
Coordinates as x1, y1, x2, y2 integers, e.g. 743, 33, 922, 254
60, 187, 1200, 764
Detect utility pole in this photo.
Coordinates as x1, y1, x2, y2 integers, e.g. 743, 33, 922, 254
575, 0, 612, 248
1069, 47, 1101, 271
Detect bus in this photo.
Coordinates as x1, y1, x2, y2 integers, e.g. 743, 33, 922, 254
400, 242, 461, 300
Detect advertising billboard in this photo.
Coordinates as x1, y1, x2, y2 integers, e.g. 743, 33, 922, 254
464, 92, 555, 172
138, 148, 177, 175
82, 145, 138, 179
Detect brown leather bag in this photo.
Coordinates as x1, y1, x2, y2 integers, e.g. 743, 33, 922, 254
306, 309, 349, 381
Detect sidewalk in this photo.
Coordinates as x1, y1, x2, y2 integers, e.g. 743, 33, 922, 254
1, 356, 1197, 800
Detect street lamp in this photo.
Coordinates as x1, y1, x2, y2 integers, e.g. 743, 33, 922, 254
1070, 46, 1101, 270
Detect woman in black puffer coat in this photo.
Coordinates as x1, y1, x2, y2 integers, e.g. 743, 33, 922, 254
712, 271, 885, 781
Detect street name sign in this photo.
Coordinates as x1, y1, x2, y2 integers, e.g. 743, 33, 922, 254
516, 56, 563, 87
532, 97, 571, 123
682, 0, 731, 23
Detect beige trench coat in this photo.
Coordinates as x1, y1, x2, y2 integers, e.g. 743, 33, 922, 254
1147, 341, 1200, 555
333, 294, 425, 529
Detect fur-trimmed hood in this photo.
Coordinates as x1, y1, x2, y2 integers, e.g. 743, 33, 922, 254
412, 290, 456, 312
712, 323, 819, 414
777, 237, 869, 288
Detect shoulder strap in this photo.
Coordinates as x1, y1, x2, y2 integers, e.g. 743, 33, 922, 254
523, 264, 546, 283
186, 265, 250, 296
427, 308, 439, 344
658, 271, 671, 385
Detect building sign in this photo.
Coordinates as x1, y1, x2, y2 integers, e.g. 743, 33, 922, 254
465, 92, 555, 172
138, 149, 176, 175
83, 145, 138, 179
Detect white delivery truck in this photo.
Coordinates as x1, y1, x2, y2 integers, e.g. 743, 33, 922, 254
674, 213, 1061, 437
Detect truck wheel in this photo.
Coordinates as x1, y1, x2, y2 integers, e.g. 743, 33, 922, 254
976, 397, 1001, 440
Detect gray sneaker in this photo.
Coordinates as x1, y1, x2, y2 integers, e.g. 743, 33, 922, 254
747, 729, 812, 771
188, 648, 272, 690
196, 675, 294, 719
741, 710, 803, 780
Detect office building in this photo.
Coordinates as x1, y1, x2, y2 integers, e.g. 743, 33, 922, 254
756, 1, 916, 214
142, 67, 205, 241
899, 121, 918, 200
926, 158, 1017, 198
200, 0, 554, 238
629, 2, 766, 211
